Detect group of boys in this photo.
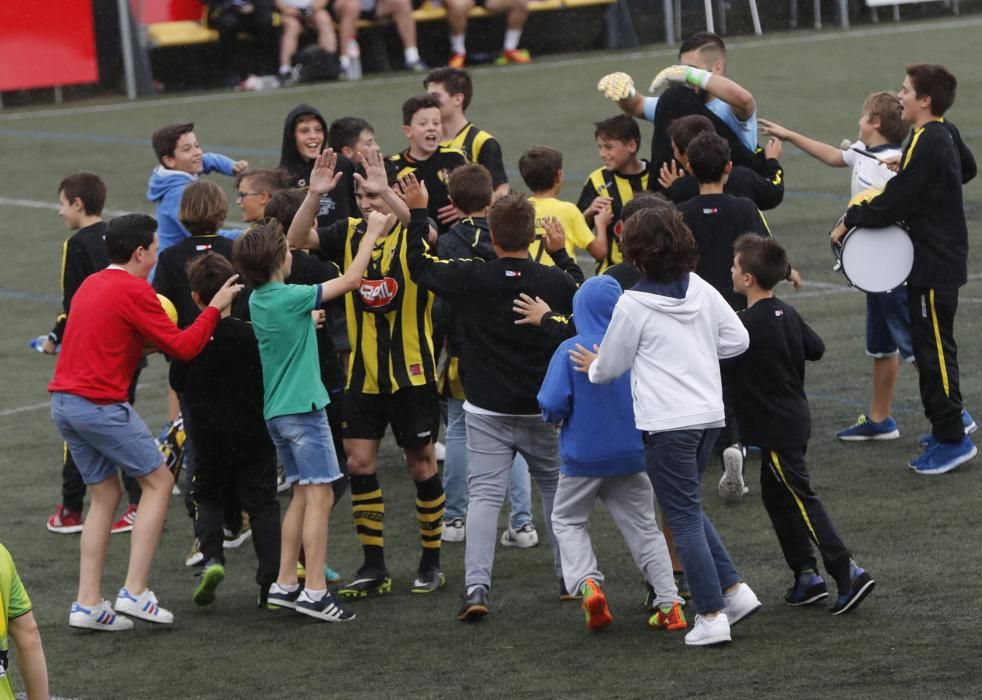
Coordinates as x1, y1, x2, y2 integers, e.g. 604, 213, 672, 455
34, 33, 976, 654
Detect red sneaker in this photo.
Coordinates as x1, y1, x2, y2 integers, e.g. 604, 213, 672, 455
496, 49, 531, 65
648, 600, 688, 631
110, 504, 138, 534
580, 579, 613, 630
47, 504, 84, 534
448, 52, 466, 68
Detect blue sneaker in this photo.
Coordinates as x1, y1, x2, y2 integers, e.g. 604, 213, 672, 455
784, 574, 829, 606
909, 435, 977, 475
830, 569, 875, 615
918, 409, 978, 446
837, 415, 900, 441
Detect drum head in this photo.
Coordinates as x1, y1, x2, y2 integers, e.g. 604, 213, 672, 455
840, 225, 913, 293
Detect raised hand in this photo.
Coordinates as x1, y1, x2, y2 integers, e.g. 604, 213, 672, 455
758, 118, 791, 141
541, 216, 566, 254
649, 65, 711, 92
658, 160, 683, 189
208, 274, 244, 312
597, 72, 636, 101
309, 148, 343, 195
353, 147, 389, 194
398, 173, 429, 211
764, 136, 783, 160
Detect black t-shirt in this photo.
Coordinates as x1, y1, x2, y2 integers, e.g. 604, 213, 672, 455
52, 221, 110, 343
665, 160, 784, 211
169, 317, 275, 466
153, 235, 235, 328
727, 297, 824, 449
678, 193, 768, 310
390, 147, 467, 234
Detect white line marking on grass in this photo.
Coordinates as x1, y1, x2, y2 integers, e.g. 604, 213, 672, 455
0, 401, 52, 417
1, 17, 981, 122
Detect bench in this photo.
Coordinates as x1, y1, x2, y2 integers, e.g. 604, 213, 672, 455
145, 0, 612, 49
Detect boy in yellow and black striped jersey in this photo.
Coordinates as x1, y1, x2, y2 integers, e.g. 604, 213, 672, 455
390, 94, 467, 235
286, 148, 448, 598
519, 146, 606, 268
424, 67, 510, 201
577, 115, 652, 273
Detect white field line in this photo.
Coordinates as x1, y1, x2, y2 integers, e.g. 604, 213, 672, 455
1, 17, 981, 122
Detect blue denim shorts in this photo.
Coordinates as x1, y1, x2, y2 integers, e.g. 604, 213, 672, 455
866, 286, 913, 361
266, 410, 343, 486
50, 392, 162, 485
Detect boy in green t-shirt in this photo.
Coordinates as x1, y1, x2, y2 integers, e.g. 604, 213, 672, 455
1, 544, 48, 700
232, 179, 385, 623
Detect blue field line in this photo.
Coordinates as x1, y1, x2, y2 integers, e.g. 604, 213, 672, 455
1, 288, 60, 304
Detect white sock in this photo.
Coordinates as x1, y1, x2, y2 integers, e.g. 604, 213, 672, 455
277, 581, 299, 592
340, 55, 351, 69
304, 587, 327, 601
346, 39, 360, 57
466, 584, 486, 596
450, 33, 466, 55
503, 29, 522, 51
279, 65, 291, 76
404, 46, 420, 64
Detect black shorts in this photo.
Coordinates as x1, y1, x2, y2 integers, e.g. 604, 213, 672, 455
343, 384, 440, 449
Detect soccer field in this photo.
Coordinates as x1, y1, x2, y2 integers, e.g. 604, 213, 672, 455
2, 17, 982, 698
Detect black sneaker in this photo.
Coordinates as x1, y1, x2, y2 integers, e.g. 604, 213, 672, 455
785, 574, 829, 607
296, 590, 356, 623
338, 569, 393, 599
457, 586, 489, 621
267, 582, 303, 609
831, 569, 875, 616
410, 567, 446, 594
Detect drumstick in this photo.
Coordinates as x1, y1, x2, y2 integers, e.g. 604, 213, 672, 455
849, 146, 888, 163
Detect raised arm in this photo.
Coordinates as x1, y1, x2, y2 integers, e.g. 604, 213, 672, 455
649, 66, 755, 121
597, 72, 646, 118
542, 216, 585, 285
320, 210, 389, 301
759, 118, 846, 167
286, 149, 343, 250
401, 174, 473, 296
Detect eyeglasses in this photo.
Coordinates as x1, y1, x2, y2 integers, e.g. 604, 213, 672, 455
236, 191, 263, 200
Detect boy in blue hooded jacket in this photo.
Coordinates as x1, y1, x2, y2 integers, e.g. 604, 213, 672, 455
147, 123, 247, 253
539, 275, 685, 633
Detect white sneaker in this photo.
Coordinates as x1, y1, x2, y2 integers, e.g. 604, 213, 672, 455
684, 613, 731, 646
69, 600, 134, 632
718, 444, 746, 503
434, 441, 446, 462
114, 587, 174, 624
442, 517, 465, 542
223, 527, 252, 549
723, 582, 761, 625
185, 537, 204, 567
500, 523, 539, 548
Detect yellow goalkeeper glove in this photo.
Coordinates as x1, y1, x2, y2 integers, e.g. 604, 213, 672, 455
649, 65, 712, 92
597, 72, 636, 101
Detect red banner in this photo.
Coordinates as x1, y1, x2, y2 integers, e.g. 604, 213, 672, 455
135, 0, 205, 24
0, 1, 100, 91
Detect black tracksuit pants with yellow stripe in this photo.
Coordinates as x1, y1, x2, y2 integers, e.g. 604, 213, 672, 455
908, 285, 964, 443
760, 448, 852, 592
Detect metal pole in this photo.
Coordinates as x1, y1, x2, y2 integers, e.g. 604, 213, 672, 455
717, 0, 727, 34
748, 0, 762, 34
814, 0, 822, 28
838, 0, 849, 28
116, 0, 137, 100
663, 0, 675, 44
704, 0, 714, 32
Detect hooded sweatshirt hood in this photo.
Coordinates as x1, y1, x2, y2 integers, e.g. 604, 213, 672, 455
538, 275, 645, 477
571, 275, 622, 336
279, 103, 328, 187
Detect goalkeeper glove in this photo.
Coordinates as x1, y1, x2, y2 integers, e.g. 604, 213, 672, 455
597, 72, 636, 101
649, 65, 712, 92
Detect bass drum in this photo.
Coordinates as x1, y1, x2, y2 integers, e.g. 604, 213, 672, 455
831, 223, 913, 293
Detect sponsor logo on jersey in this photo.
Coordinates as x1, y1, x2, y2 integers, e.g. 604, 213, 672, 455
409, 363, 423, 376
505, 270, 521, 278
702, 208, 718, 215
359, 277, 399, 308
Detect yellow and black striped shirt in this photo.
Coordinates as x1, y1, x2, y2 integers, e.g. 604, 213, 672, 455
390, 146, 468, 234
577, 162, 652, 272
441, 122, 508, 188
317, 217, 436, 394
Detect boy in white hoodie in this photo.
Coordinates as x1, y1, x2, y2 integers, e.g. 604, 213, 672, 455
570, 206, 760, 647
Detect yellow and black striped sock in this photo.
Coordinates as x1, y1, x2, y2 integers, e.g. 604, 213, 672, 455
415, 474, 445, 570
350, 474, 386, 572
